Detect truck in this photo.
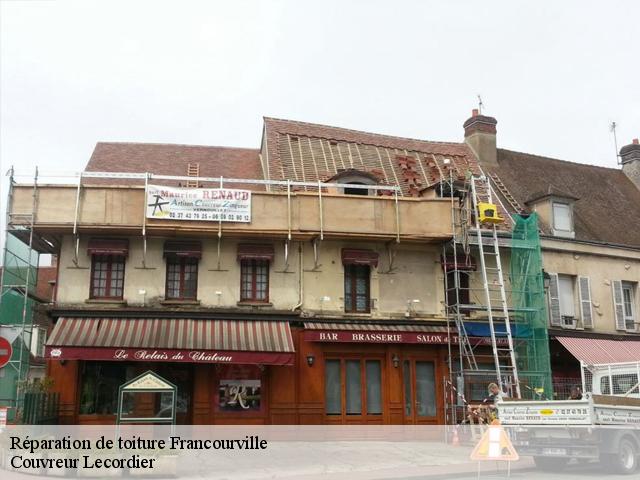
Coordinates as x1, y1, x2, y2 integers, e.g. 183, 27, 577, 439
498, 361, 640, 474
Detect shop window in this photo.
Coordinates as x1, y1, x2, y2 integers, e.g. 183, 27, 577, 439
79, 363, 135, 415
324, 358, 382, 416
344, 265, 371, 313
325, 360, 342, 415
90, 255, 125, 299
166, 257, 198, 300
240, 259, 269, 302
216, 365, 264, 413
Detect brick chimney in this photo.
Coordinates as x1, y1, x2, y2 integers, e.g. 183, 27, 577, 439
463, 109, 498, 167
621, 138, 640, 190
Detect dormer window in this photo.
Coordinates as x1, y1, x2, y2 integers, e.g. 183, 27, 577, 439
525, 188, 577, 239
552, 201, 574, 237
326, 169, 380, 196
344, 182, 368, 196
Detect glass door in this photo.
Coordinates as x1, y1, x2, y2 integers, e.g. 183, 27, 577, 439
403, 359, 438, 424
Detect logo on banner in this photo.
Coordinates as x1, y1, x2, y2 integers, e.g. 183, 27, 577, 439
146, 185, 251, 222
49, 348, 62, 358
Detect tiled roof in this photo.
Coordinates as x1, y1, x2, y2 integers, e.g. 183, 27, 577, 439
262, 117, 480, 196
488, 149, 640, 247
84, 142, 263, 190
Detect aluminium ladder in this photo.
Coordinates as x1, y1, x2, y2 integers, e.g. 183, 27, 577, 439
469, 175, 521, 398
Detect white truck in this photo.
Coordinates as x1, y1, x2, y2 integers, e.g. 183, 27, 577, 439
498, 362, 640, 474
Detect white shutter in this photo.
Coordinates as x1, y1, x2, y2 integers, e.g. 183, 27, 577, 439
548, 273, 562, 327
612, 280, 626, 331
578, 276, 593, 328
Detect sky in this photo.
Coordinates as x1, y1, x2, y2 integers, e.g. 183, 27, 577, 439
0, 0, 639, 237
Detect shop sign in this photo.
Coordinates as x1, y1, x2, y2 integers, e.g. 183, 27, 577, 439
303, 330, 509, 346
146, 184, 251, 222
45, 346, 294, 366
219, 379, 261, 412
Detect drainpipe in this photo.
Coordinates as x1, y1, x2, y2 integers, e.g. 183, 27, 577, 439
292, 242, 304, 311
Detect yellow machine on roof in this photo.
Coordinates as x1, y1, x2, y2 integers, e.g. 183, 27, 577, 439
477, 202, 504, 224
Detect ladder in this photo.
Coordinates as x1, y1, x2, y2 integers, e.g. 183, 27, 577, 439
470, 175, 521, 399
487, 172, 523, 214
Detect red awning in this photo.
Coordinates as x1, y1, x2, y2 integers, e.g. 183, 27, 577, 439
46, 318, 294, 365
237, 244, 275, 261
341, 249, 379, 267
163, 241, 202, 259
557, 336, 640, 364
87, 239, 129, 257
441, 255, 476, 272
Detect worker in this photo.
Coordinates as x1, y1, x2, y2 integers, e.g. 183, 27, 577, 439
569, 386, 583, 400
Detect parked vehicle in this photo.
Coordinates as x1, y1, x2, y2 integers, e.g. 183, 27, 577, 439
499, 362, 640, 475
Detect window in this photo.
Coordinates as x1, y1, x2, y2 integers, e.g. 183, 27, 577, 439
552, 202, 574, 237
166, 257, 198, 300
558, 274, 576, 324
79, 363, 135, 415
240, 259, 269, 302
446, 271, 470, 309
324, 358, 382, 417
622, 282, 637, 331
600, 373, 640, 396
90, 255, 125, 299
344, 182, 369, 196
344, 264, 370, 313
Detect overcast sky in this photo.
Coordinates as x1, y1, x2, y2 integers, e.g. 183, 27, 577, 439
1, 1, 639, 205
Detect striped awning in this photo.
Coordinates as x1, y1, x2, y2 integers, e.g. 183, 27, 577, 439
304, 322, 448, 333
46, 318, 294, 365
557, 336, 640, 365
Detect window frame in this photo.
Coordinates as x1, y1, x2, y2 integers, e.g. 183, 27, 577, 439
344, 264, 371, 313
622, 282, 637, 331
552, 201, 575, 237
557, 274, 576, 321
324, 357, 383, 418
240, 258, 270, 303
165, 256, 199, 301
89, 254, 126, 300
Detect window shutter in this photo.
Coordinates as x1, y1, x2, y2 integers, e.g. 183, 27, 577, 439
548, 273, 562, 327
578, 276, 593, 328
612, 280, 626, 331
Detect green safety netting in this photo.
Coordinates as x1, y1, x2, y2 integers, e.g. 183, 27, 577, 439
510, 213, 554, 399
0, 234, 39, 414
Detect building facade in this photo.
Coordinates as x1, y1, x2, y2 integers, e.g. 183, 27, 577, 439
5, 114, 639, 424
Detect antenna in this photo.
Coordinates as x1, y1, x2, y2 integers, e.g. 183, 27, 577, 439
610, 121, 620, 165
477, 94, 484, 115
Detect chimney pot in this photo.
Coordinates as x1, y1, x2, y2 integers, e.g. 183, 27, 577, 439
633, 138, 639, 145
472, 109, 479, 117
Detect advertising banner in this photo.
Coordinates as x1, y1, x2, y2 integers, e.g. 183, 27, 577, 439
146, 185, 251, 222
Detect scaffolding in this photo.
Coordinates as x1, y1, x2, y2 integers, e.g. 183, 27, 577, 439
442, 172, 554, 423
0, 168, 41, 419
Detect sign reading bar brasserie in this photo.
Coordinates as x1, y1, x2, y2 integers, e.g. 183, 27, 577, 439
303, 330, 510, 346
146, 185, 251, 222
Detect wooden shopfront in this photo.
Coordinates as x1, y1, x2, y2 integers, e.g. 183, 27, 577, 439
299, 322, 453, 425
44, 316, 295, 425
